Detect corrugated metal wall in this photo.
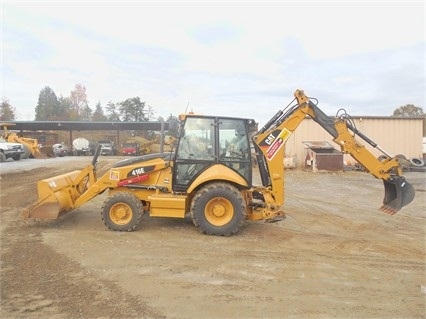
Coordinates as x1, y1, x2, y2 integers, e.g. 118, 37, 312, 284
283, 117, 423, 168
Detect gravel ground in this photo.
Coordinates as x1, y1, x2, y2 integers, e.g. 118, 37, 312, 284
1, 155, 425, 319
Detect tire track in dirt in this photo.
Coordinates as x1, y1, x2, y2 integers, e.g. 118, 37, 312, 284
1, 160, 165, 319
1, 159, 425, 318
0, 212, 165, 319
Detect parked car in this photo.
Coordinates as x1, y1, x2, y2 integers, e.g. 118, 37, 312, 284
121, 141, 140, 156
0, 137, 25, 162
97, 140, 117, 156
52, 143, 68, 157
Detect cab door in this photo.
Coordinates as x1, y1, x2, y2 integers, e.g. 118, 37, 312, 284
173, 116, 216, 192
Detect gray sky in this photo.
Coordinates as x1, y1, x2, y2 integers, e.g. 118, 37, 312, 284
2, 1, 425, 126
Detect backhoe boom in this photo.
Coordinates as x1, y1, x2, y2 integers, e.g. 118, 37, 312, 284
252, 89, 415, 215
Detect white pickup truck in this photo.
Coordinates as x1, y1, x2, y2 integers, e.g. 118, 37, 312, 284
0, 137, 25, 162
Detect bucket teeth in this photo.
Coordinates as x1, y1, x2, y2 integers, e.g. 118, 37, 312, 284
380, 205, 398, 215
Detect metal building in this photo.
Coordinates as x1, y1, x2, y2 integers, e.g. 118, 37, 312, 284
283, 116, 424, 168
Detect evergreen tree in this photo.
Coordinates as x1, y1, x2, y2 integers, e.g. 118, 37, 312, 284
35, 86, 60, 120
56, 95, 72, 120
80, 105, 93, 121
105, 101, 120, 121
92, 101, 107, 121
0, 98, 16, 121
166, 114, 179, 138
118, 97, 148, 121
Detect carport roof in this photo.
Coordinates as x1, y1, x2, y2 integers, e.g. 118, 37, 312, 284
1, 121, 169, 131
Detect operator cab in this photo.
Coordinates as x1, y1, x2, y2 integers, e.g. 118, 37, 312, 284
172, 115, 257, 192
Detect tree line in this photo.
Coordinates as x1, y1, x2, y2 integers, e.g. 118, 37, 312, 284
0, 83, 176, 123
0, 83, 424, 122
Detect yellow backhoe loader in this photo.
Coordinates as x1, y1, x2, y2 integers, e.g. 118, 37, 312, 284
23, 90, 415, 236
1, 123, 55, 158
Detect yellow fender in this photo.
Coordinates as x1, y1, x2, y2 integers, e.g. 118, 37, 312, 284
187, 164, 249, 194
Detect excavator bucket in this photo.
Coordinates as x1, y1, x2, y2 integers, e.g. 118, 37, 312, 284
23, 170, 82, 219
381, 176, 415, 215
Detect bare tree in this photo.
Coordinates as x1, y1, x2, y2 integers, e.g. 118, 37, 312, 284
70, 83, 89, 120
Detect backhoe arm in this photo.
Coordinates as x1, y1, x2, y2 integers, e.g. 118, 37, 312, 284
252, 89, 415, 216
296, 90, 415, 213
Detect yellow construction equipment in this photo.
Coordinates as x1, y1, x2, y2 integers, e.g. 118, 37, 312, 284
120, 137, 159, 156
23, 90, 415, 235
1, 123, 55, 158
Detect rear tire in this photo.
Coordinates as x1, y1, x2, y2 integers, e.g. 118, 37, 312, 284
23, 146, 33, 158
191, 182, 246, 236
21, 150, 29, 159
101, 192, 144, 231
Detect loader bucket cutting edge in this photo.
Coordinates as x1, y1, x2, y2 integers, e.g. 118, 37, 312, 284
381, 177, 415, 215
32, 150, 49, 159
23, 200, 62, 219
23, 170, 82, 219
34, 146, 55, 158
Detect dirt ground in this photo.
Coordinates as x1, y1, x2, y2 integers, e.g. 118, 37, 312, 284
0, 156, 425, 319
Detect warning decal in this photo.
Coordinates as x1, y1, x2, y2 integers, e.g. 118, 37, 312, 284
266, 128, 292, 160
110, 170, 120, 181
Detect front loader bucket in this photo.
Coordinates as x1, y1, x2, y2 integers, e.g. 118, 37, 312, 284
381, 176, 415, 215
23, 170, 82, 219
41, 145, 56, 158
25, 145, 49, 159
33, 146, 55, 158
32, 148, 49, 159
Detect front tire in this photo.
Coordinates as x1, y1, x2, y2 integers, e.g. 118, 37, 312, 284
191, 182, 246, 236
101, 192, 144, 231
